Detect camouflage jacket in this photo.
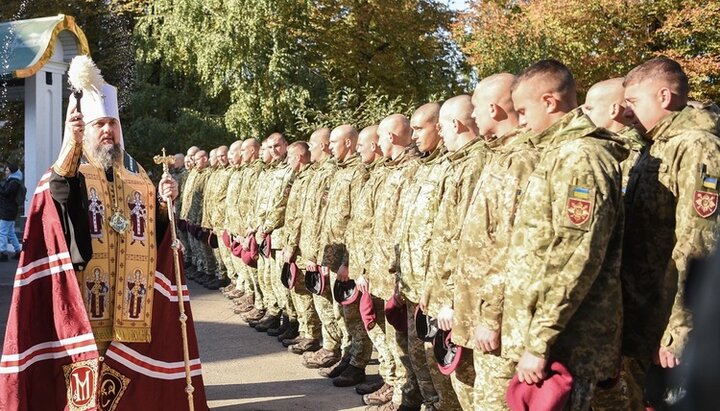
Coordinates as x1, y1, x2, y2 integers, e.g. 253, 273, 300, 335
252, 157, 294, 249
238, 160, 266, 233
397, 145, 450, 303
501, 109, 628, 382
346, 158, 387, 279
223, 165, 245, 235
618, 127, 647, 195
282, 163, 315, 255
179, 168, 197, 220
187, 168, 212, 225
622, 106, 720, 361
369, 149, 420, 301
298, 157, 337, 262
451, 130, 539, 348
202, 166, 233, 229
422, 138, 489, 317
173, 168, 188, 214
318, 154, 369, 272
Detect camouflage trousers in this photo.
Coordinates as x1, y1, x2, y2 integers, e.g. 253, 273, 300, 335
178, 230, 192, 265
199, 238, 217, 276
230, 255, 254, 296
312, 271, 343, 351
591, 356, 646, 411
267, 249, 296, 319
405, 301, 460, 410
258, 251, 281, 316
217, 237, 235, 280
472, 349, 514, 410
212, 247, 227, 279
342, 297, 373, 368
365, 296, 398, 386
450, 346, 476, 410
290, 268, 321, 340
386, 312, 423, 407
566, 377, 595, 411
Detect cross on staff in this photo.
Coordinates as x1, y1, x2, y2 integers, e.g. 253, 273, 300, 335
153, 148, 195, 411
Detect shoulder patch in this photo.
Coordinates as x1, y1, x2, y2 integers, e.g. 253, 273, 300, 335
564, 185, 594, 229
694, 190, 718, 218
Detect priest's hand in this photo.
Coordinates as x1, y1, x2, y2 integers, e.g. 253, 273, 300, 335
64, 105, 85, 145
158, 173, 178, 201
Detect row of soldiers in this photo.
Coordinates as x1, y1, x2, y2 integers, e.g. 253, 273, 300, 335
170, 56, 720, 411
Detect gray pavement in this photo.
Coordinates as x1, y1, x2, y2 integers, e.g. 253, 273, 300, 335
0, 258, 375, 411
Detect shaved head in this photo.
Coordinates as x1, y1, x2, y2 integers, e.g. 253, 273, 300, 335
378, 114, 412, 159
308, 127, 331, 163
229, 140, 243, 166
439, 95, 479, 152
357, 125, 381, 164
215, 145, 229, 166
329, 124, 358, 161
267, 132, 288, 161
583, 78, 631, 132
173, 153, 184, 170
186, 146, 199, 157
472, 73, 519, 138
241, 138, 260, 164
411, 103, 442, 153
194, 150, 208, 170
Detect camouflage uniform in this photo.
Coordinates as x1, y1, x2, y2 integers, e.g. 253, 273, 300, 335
179, 168, 198, 266
187, 167, 216, 275
252, 156, 295, 318
317, 154, 372, 367
223, 165, 247, 290
421, 138, 489, 410
298, 158, 341, 351
202, 165, 233, 280
450, 130, 538, 411
396, 144, 458, 410
620, 106, 720, 405
172, 167, 190, 264
618, 127, 647, 195
369, 149, 422, 407
346, 158, 399, 385
237, 160, 266, 309
501, 109, 628, 409
282, 163, 321, 340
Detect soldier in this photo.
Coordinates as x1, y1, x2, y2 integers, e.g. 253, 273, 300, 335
450, 74, 538, 410
583, 78, 647, 195
422, 95, 488, 410
247, 133, 295, 334
397, 102, 459, 411
235, 139, 269, 322
186, 150, 217, 282
288, 128, 339, 358
365, 114, 422, 411
621, 57, 720, 407
501, 60, 627, 410
201, 145, 232, 289
301, 125, 361, 370
178, 146, 198, 268
221, 140, 246, 298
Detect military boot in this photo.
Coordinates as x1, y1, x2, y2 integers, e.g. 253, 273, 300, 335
267, 314, 290, 337
282, 336, 303, 348
356, 379, 385, 395
288, 338, 321, 354
318, 355, 350, 378
302, 348, 341, 369
332, 365, 366, 387
241, 308, 266, 324
254, 314, 281, 332
207, 277, 230, 290
233, 302, 254, 314
276, 320, 299, 341
363, 384, 393, 406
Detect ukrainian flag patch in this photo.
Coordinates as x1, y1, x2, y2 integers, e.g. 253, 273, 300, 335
702, 176, 718, 190
571, 186, 590, 200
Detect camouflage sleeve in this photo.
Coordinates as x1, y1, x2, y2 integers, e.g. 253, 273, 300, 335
525, 151, 622, 359
201, 174, 216, 228
262, 169, 294, 234
283, 185, 303, 253
660, 135, 720, 356
341, 169, 369, 266
476, 151, 539, 331
427, 162, 482, 314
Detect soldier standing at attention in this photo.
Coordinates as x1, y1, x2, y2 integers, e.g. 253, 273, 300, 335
621, 57, 720, 406
449, 74, 539, 411
187, 150, 216, 283
202, 145, 232, 289
501, 60, 628, 410
422, 95, 488, 410
178, 146, 198, 268
583, 78, 647, 195
221, 140, 247, 298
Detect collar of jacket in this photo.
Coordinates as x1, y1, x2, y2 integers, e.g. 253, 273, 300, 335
421, 143, 447, 164
528, 108, 597, 150
487, 127, 528, 151
646, 105, 720, 142
337, 153, 361, 168
386, 147, 417, 168
618, 126, 647, 151
448, 137, 485, 162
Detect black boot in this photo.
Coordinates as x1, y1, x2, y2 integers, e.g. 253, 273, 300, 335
276, 320, 299, 341
267, 314, 290, 337
255, 314, 281, 332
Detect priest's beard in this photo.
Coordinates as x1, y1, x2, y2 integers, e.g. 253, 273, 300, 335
86, 138, 122, 170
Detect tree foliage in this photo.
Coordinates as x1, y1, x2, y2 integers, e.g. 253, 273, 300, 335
453, 0, 720, 101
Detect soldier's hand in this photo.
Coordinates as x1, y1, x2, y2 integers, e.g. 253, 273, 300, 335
158, 173, 178, 201
516, 351, 546, 384
320, 266, 330, 277
337, 264, 349, 282
64, 106, 85, 145
474, 325, 500, 353
306, 261, 317, 272
437, 306, 454, 331
245, 227, 255, 237
655, 346, 680, 368
283, 248, 293, 264
356, 276, 369, 294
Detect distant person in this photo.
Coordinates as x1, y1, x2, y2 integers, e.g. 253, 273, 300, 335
0, 163, 24, 261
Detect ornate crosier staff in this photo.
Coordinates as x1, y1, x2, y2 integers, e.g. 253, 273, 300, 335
153, 148, 195, 411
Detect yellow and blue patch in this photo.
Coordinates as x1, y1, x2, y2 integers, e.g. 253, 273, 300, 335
702, 176, 718, 190
571, 186, 590, 200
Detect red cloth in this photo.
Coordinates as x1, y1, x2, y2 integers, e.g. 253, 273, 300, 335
384, 294, 407, 333
359, 292, 376, 330
240, 235, 259, 268
221, 229, 231, 249
506, 361, 574, 411
0, 173, 99, 411
0, 171, 209, 411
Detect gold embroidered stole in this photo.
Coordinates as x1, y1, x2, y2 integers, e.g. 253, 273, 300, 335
77, 156, 157, 342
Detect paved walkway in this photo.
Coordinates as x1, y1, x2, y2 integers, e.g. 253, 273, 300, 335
0, 258, 375, 410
